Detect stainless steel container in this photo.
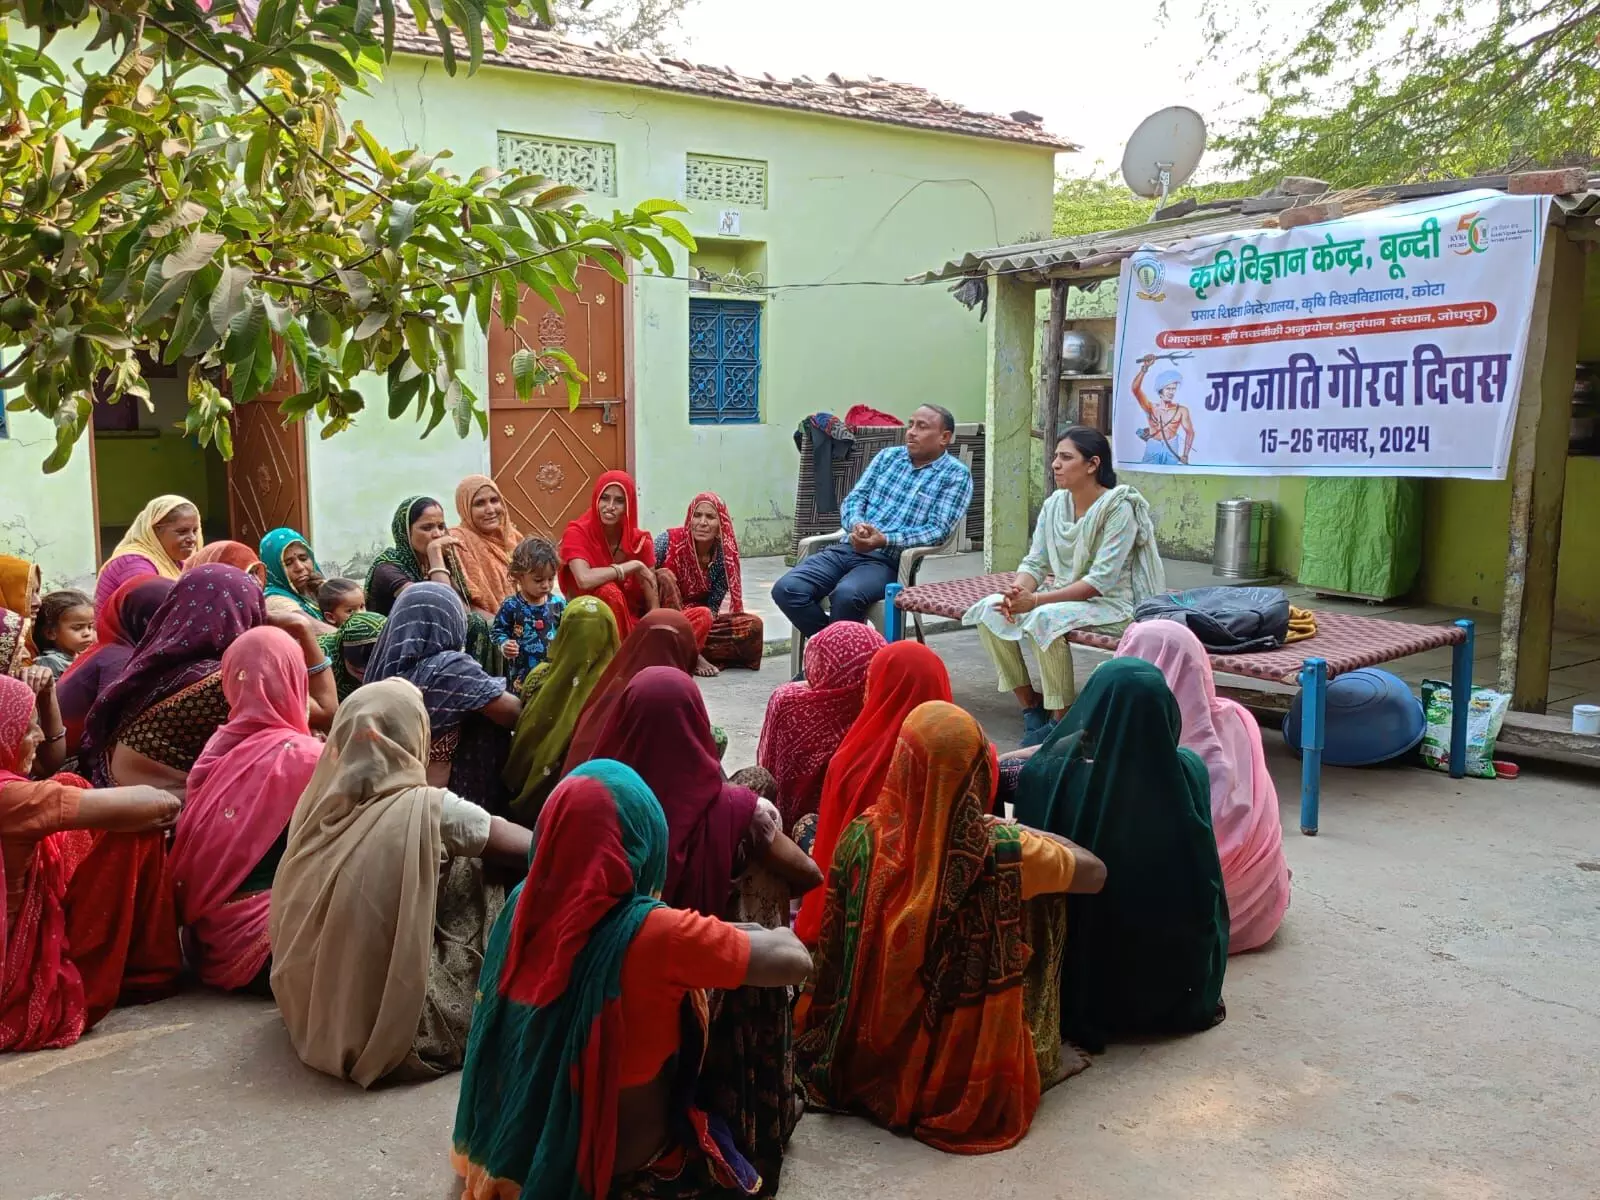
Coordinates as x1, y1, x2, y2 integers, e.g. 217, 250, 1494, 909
1213, 498, 1272, 579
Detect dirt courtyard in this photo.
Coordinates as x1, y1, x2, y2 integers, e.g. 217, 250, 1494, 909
3, 630, 1597, 1200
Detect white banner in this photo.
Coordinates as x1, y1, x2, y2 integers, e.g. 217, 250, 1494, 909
1109, 189, 1550, 479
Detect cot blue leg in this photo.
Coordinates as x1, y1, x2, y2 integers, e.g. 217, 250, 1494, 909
883, 583, 903, 643
1450, 618, 1474, 779
1299, 658, 1327, 836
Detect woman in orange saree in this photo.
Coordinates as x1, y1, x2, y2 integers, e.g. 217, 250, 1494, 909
793, 700, 1101, 1154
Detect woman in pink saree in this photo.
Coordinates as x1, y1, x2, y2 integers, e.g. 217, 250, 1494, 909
1114, 620, 1289, 952
169, 627, 323, 991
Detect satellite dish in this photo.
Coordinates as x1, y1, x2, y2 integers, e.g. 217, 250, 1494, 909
1120, 106, 1207, 214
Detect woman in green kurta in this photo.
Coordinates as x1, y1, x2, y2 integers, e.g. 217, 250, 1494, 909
1012, 657, 1228, 1053
964, 428, 1164, 741
501, 597, 620, 823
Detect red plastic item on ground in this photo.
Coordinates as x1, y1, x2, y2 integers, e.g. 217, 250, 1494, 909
1493, 760, 1519, 779
844, 403, 902, 428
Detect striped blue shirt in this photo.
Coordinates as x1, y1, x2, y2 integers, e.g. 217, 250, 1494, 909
839, 446, 973, 552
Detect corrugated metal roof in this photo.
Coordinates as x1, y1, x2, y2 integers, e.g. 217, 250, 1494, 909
911, 208, 1268, 283
916, 176, 1600, 283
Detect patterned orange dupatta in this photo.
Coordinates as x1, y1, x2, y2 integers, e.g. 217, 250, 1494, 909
794, 700, 1039, 1154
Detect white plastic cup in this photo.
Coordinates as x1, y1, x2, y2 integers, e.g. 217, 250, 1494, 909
1573, 704, 1600, 736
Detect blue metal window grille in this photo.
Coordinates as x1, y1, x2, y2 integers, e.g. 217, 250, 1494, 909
688, 299, 761, 425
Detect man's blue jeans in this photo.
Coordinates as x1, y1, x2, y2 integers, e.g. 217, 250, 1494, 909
770, 543, 897, 638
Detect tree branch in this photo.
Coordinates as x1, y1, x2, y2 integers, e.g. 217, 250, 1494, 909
145, 14, 395, 205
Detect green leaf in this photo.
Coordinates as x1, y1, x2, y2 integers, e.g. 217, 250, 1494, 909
633, 232, 677, 278
403, 313, 433, 370
387, 200, 417, 249
633, 198, 690, 217
354, 310, 389, 340
422, 387, 447, 435
278, 390, 319, 419
585, 247, 627, 283
449, 378, 470, 436
209, 265, 253, 335
245, 127, 273, 195
529, 185, 586, 211
494, 174, 546, 202
296, 43, 361, 86
72, 166, 145, 211
510, 346, 539, 400
162, 231, 226, 279
135, 271, 189, 328
168, 265, 221, 362
262, 293, 293, 335
431, 14, 456, 75
77, 323, 133, 350
377, 0, 396, 57
495, 273, 519, 333
104, 105, 161, 139
652, 216, 697, 250
336, 269, 375, 309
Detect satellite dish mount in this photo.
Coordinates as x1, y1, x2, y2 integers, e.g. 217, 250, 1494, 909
1119, 106, 1207, 222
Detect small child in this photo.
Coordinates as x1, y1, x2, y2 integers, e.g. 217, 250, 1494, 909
318, 577, 366, 628
493, 536, 565, 691
32, 589, 95, 678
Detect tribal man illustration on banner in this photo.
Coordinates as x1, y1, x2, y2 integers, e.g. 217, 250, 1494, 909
1131, 353, 1196, 465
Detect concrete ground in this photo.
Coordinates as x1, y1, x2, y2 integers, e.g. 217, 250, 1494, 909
5, 629, 1599, 1200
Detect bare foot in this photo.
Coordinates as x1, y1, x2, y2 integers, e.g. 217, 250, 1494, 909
694, 655, 721, 678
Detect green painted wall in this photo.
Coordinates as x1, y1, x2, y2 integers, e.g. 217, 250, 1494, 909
308, 56, 1056, 566
0, 408, 98, 590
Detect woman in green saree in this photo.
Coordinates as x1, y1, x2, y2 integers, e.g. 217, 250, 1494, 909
1012, 657, 1229, 1053
501, 597, 621, 823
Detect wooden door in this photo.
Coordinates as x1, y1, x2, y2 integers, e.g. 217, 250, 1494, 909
227, 364, 310, 549
488, 264, 627, 541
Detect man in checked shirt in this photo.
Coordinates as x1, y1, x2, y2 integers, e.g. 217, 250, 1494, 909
773, 404, 973, 639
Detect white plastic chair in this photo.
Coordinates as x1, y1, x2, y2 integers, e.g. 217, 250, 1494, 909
787, 523, 960, 677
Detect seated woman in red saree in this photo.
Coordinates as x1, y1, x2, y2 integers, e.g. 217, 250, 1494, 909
652, 492, 764, 676
169, 628, 324, 993
451, 760, 814, 1200
0, 673, 184, 1051
561, 471, 713, 645
794, 701, 1106, 1154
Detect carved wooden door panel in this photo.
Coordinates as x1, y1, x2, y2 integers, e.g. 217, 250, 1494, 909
487, 264, 627, 541
227, 368, 310, 550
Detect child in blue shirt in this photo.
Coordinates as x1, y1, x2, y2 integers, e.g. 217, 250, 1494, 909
493, 536, 565, 692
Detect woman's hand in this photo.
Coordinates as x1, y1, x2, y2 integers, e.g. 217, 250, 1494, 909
425, 535, 463, 571
1000, 589, 1038, 618
75, 785, 183, 833
15, 664, 53, 696
265, 609, 311, 639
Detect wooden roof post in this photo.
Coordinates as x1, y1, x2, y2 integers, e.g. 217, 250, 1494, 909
1498, 228, 1583, 712
1041, 279, 1068, 496
984, 270, 1037, 571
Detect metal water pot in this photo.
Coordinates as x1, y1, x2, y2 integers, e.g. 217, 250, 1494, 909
1061, 330, 1101, 374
